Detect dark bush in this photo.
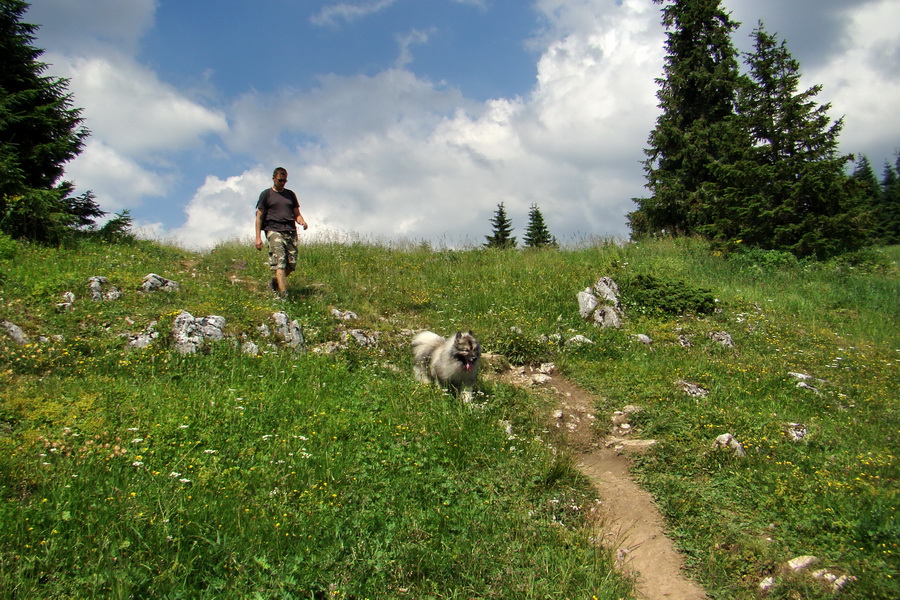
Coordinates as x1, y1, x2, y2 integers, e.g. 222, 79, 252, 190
620, 273, 716, 316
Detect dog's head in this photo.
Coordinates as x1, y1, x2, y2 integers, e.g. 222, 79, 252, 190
453, 330, 481, 371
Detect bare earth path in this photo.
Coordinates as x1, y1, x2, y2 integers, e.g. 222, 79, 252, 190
511, 370, 708, 600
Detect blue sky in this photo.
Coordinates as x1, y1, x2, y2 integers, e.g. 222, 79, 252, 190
25, 0, 900, 248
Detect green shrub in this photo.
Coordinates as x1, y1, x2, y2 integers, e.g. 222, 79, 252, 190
0, 231, 16, 260
729, 247, 801, 271
619, 273, 716, 316
490, 328, 557, 365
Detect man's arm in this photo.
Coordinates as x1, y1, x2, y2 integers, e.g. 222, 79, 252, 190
294, 207, 308, 230
255, 209, 265, 250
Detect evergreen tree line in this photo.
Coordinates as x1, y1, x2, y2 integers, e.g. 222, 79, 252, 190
0, 0, 132, 245
851, 155, 900, 245
484, 202, 558, 249
629, 0, 899, 258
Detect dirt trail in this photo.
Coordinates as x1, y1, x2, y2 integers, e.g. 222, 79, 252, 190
519, 371, 708, 600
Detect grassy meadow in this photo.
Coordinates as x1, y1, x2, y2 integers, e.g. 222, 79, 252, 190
0, 234, 897, 599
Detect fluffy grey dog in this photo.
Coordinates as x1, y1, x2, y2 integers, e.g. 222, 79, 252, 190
412, 330, 481, 401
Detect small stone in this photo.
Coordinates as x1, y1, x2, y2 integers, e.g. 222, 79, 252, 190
676, 379, 708, 398
785, 422, 808, 441
832, 575, 856, 591
1, 321, 28, 344
787, 555, 818, 572
709, 331, 734, 347
759, 576, 776, 591
713, 433, 746, 457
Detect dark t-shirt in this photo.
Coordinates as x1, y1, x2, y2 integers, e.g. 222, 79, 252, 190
256, 188, 300, 233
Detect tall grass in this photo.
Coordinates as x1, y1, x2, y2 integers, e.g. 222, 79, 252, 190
1, 235, 897, 599
0, 238, 628, 599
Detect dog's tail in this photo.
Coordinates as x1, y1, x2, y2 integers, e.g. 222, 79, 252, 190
411, 330, 442, 350
411, 330, 443, 365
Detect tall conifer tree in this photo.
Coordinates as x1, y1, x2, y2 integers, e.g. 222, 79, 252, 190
484, 202, 516, 249
629, 0, 744, 237
714, 24, 870, 258
851, 156, 881, 207
0, 0, 97, 243
523, 204, 556, 248
876, 156, 900, 244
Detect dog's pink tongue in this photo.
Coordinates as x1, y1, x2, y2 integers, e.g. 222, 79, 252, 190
464, 363, 471, 371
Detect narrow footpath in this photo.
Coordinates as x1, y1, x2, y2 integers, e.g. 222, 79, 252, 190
516, 371, 708, 600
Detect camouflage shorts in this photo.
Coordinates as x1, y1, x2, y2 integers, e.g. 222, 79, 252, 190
266, 230, 298, 273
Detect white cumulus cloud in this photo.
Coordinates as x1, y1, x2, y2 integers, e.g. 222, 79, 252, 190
47, 53, 228, 157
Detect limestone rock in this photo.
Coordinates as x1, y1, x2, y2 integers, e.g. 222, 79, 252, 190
675, 379, 709, 398
577, 277, 624, 329
331, 308, 359, 321
785, 422, 808, 441
172, 311, 226, 354
713, 433, 746, 457
709, 331, 734, 347
142, 273, 179, 293
1, 320, 27, 344
273, 312, 306, 350
787, 555, 819, 572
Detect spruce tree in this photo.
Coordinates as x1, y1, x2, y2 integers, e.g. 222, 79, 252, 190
629, 0, 744, 237
523, 204, 556, 248
852, 156, 881, 208
715, 24, 870, 258
876, 156, 900, 244
0, 0, 97, 243
484, 202, 516, 249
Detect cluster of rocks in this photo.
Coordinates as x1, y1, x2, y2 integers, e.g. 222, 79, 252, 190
141, 273, 179, 293
313, 309, 381, 354
53, 273, 177, 313
788, 371, 830, 395
610, 404, 643, 437
2, 270, 388, 357
759, 555, 856, 594
89, 276, 123, 302
574, 277, 736, 353
505, 362, 557, 387
577, 277, 624, 329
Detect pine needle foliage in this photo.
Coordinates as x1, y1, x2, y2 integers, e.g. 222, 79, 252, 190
0, 0, 101, 244
708, 24, 871, 259
523, 204, 557, 248
630, 1, 877, 259
630, 0, 743, 237
484, 201, 517, 248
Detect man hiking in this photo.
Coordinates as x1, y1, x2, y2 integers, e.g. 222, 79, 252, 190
255, 167, 308, 298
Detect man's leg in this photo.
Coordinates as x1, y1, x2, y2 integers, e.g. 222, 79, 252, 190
274, 269, 288, 294
266, 231, 291, 298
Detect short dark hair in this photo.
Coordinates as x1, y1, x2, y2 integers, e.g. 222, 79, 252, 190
273, 167, 287, 178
